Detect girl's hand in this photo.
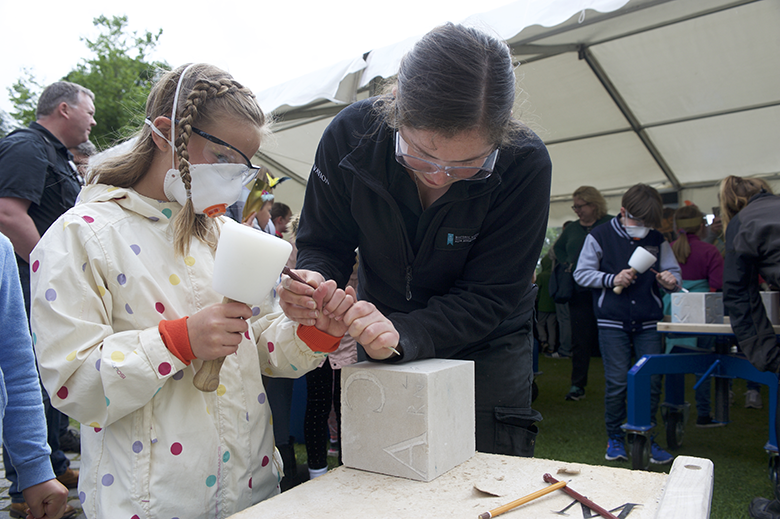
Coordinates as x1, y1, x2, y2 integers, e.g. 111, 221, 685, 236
309, 281, 355, 336
188, 302, 252, 360
241, 212, 256, 227
343, 297, 399, 360
614, 268, 637, 288
278, 269, 322, 325
656, 270, 678, 291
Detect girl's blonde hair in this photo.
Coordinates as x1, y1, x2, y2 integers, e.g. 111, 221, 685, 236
671, 204, 704, 265
89, 64, 269, 256
719, 175, 773, 228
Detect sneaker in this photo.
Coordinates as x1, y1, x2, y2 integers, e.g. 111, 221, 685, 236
605, 438, 628, 461
59, 428, 81, 453
565, 386, 585, 401
650, 442, 674, 464
746, 389, 764, 409
9, 502, 77, 519
550, 352, 570, 359
750, 496, 780, 518
56, 467, 79, 489
696, 415, 727, 428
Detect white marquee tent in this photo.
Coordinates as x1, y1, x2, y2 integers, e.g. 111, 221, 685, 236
254, 0, 780, 227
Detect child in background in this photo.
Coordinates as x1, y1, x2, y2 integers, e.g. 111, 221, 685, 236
29, 64, 393, 519
574, 183, 681, 465
535, 253, 558, 356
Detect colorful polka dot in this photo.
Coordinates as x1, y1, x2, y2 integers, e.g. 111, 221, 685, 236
162, 208, 173, 219
32, 260, 39, 272
257, 393, 266, 404
244, 331, 250, 340
290, 364, 298, 371
63, 221, 69, 229
158, 362, 172, 376
184, 256, 195, 266
32, 332, 36, 345
130, 244, 141, 255
57, 386, 68, 399
172, 370, 184, 380
261, 456, 270, 467
148, 216, 159, 222
248, 478, 252, 489
125, 304, 133, 314
111, 351, 125, 362
132, 516, 140, 519
82, 262, 87, 272
94, 427, 102, 432
89, 422, 100, 428
155, 302, 165, 313
223, 451, 230, 463
66, 350, 77, 361
98, 286, 106, 297
95, 359, 101, 371
267, 342, 274, 353
101, 474, 114, 486
169, 274, 180, 285
216, 384, 226, 396
82, 215, 94, 223
246, 412, 249, 421
117, 273, 127, 285
105, 397, 110, 406
132, 441, 143, 453
79, 492, 86, 503
171, 442, 183, 455
206, 475, 217, 487
252, 306, 260, 316
45, 288, 57, 301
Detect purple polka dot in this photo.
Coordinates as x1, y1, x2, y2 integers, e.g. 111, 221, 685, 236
246, 412, 249, 421
32, 260, 39, 272
148, 216, 159, 222
82, 262, 87, 272
252, 306, 260, 316
57, 386, 68, 399
45, 288, 57, 301
155, 302, 165, 313
130, 244, 141, 255
171, 442, 183, 455
95, 359, 101, 371
79, 491, 86, 503
132, 441, 143, 453
172, 370, 184, 380
101, 473, 114, 486
82, 215, 94, 223
117, 273, 127, 285
158, 362, 172, 376
267, 341, 275, 353
125, 304, 133, 314
257, 393, 266, 404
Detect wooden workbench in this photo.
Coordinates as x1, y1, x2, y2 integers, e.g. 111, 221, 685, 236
230, 452, 712, 519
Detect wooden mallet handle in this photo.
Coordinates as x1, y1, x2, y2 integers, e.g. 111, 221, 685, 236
193, 296, 235, 392
542, 473, 620, 519
613, 267, 637, 295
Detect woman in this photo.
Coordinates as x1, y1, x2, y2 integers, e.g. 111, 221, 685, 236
281, 23, 552, 456
553, 186, 613, 401
720, 175, 779, 518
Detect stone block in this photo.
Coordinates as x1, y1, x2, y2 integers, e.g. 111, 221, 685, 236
671, 293, 723, 324
341, 359, 475, 482
761, 291, 780, 325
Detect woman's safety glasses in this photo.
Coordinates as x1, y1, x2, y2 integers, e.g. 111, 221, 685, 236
394, 131, 498, 181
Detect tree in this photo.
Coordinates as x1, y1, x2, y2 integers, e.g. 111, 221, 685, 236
6, 15, 168, 149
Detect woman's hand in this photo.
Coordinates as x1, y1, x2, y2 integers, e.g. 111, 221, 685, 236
614, 268, 637, 288
187, 302, 252, 360
656, 270, 679, 291
278, 268, 322, 325
343, 296, 400, 360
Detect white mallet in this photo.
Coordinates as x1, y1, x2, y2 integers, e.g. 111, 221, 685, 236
613, 246, 657, 295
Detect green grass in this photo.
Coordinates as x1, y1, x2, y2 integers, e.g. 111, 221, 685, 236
533, 353, 774, 518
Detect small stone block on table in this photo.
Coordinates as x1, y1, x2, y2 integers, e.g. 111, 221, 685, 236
671, 293, 723, 324
341, 359, 475, 482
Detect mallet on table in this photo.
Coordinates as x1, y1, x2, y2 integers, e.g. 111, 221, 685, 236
613, 246, 656, 295
193, 219, 292, 392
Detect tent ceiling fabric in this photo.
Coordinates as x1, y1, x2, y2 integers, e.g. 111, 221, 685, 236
255, 0, 780, 227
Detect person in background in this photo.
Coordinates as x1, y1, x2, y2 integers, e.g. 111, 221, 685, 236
554, 186, 613, 400
68, 140, 97, 185
574, 183, 681, 465
551, 221, 573, 359
664, 204, 724, 427
270, 202, 293, 238
0, 80, 94, 512
283, 23, 551, 456
719, 175, 779, 519
1, 232, 72, 519
659, 206, 677, 243
535, 253, 557, 356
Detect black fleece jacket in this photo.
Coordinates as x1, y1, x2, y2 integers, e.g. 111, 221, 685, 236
296, 98, 552, 362
723, 191, 780, 373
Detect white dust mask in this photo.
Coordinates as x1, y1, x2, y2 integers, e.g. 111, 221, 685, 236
625, 225, 650, 240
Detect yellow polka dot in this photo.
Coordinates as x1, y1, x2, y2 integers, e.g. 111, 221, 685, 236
89, 422, 100, 428
264, 368, 273, 376
98, 286, 106, 297
66, 350, 77, 361
111, 351, 125, 362
206, 406, 210, 415
184, 256, 196, 266
169, 274, 180, 285
107, 187, 118, 191
216, 384, 227, 396
63, 221, 69, 229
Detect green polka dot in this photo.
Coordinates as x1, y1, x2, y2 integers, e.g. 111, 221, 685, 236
206, 475, 217, 487
106, 397, 110, 406
32, 333, 36, 345
223, 451, 230, 463
162, 208, 173, 219
290, 364, 298, 371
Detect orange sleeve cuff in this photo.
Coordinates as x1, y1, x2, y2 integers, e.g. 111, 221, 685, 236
296, 325, 343, 353
159, 317, 196, 365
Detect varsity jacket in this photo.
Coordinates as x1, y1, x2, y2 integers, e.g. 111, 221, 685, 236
296, 98, 552, 361
574, 216, 681, 332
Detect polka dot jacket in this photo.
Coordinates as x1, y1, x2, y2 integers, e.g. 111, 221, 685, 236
30, 184, 328, 519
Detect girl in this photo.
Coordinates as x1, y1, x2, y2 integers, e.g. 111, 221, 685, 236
29, 64, 388, 519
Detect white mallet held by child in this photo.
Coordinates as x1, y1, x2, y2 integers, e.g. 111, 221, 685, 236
613, 246, 656, 295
